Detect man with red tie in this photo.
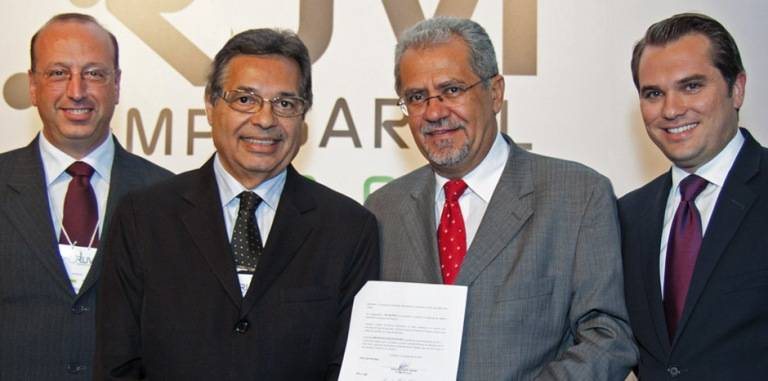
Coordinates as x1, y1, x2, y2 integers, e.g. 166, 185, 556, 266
620, 13, 768, 380
365, 16, 636, 380
0, 13, 170, 380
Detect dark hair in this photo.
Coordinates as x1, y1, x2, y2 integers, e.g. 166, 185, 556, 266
205, 28, 312, 111
631, 13, 744, 94
30, 13, 119, 71
394, 17, 498, 94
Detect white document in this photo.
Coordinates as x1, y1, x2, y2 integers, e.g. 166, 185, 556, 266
339, 281, 467, 381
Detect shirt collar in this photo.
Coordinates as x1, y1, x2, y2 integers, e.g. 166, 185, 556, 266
213, 153, 285, 211
670, 129, 745, 190
435, 132, 509, 202
38, 132, 115, 186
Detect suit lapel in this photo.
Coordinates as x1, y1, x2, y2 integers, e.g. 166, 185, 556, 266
675, 131, 760, 341
1, 139, 73, 296
180, 159, 243, 307
400, 172, 443, 283
78, 139, 143, 297
455, 143, 533, 286
241, 166, 314, 314
638, 173, 674, 354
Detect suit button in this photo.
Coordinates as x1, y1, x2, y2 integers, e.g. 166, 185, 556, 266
71, 305, 89, 314
65, 362, 86, 374
667, 366, 681, 377
234, 319, 250, 334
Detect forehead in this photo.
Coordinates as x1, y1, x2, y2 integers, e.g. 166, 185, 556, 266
222, 54, 300, 92
33, 21, 115, 67
398, 37, 475, 88
638, 33, 718, 84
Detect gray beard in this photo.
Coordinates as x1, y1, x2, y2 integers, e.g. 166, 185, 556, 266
426, 138, 470, 167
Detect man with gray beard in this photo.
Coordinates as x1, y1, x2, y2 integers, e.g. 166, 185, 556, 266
365, 17, 637, 380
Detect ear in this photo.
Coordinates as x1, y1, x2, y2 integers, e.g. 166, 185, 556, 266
731, 71, 746, 109
490, 75, 505, 114
28, 70, 38, 107
113, 69, 122, 105
204, 94, 215, 126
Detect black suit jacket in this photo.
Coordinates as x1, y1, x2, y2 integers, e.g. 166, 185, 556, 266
620, 129, 768, 380
94, 159, 379, 380
0, 136, 171, 381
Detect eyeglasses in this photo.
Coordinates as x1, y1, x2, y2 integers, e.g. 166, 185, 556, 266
220, 90, 307, 118
34, 67, 116, 86
397, 75, 496, 116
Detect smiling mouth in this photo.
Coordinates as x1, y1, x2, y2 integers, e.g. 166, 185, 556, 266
62, 107, 93, 114
241, 137, 280, 145
666, 123, 698, 134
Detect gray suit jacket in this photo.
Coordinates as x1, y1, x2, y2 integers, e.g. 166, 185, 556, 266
365, 138, 637, 380
0, 136, 171, 381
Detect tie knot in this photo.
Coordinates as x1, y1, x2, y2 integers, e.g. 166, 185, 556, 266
238, 191, 262, 213
443, 179, 468, 202
679, 175, 708, 202
66, 161, 95, 178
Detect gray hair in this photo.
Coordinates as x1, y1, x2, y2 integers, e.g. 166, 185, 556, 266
206, 28, 312, 111
394, 16, 498, 93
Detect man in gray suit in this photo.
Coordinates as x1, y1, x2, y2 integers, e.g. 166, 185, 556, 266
365, 17, 637, 380
0, 13, 170, 380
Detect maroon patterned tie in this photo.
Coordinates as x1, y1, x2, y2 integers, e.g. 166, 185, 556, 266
663, 174, 708, 340
438, 179, 468, 284
59, 162, 99, 247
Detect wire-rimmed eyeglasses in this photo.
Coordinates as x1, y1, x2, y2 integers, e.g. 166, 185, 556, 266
397, 75, 496, 116
220, 89, 308, 118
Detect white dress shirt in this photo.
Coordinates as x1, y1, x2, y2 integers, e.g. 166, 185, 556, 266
659, 129, 745, 293
39, 133, 114, 242
213, 154, 285, 245
434, 132, 509, 248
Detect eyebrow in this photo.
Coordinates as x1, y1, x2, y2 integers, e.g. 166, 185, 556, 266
676, 74, 707, 86
234, 86, 298, 97
639, 74, 708, 94
639, 84, 660, 94
403, 78, 468, 95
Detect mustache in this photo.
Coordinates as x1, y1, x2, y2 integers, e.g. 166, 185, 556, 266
420, 118, 464, 134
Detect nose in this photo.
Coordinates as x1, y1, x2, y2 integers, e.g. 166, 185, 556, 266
661, 92, 685, 120
65, 73, 86, 101
421, 95, 450, 122
249, 102, 277, 129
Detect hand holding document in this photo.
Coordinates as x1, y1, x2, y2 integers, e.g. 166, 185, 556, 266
339, 281, 467, 381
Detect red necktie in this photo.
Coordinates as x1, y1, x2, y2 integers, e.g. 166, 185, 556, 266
438, 179, 468, 284
664, 174, 708, 340
59, 161, 99, 247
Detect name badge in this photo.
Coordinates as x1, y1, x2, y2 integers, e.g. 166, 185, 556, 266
237, 273, 254, 296
59, 244, 97, 294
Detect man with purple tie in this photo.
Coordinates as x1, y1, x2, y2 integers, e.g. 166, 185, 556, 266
620, 13, 768, 380
0, 13, 170, 381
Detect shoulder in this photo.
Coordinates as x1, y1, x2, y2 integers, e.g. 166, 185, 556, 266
365, 164, 432, 209
0, 145, 29, 167
114, 147, 173, 181
518, 150, 614, 200
120, 166, 205, 210
292, 172, 374, 221
0, 143, 38, 183
618, 172, 668, 213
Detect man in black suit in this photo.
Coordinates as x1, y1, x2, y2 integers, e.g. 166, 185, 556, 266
620, 13, 768, 380
0, 13, 171, 381
94, 28, 379, 380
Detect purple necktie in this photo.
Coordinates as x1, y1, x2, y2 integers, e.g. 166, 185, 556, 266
664, 174, 708, 340
59, 162, 99, 247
